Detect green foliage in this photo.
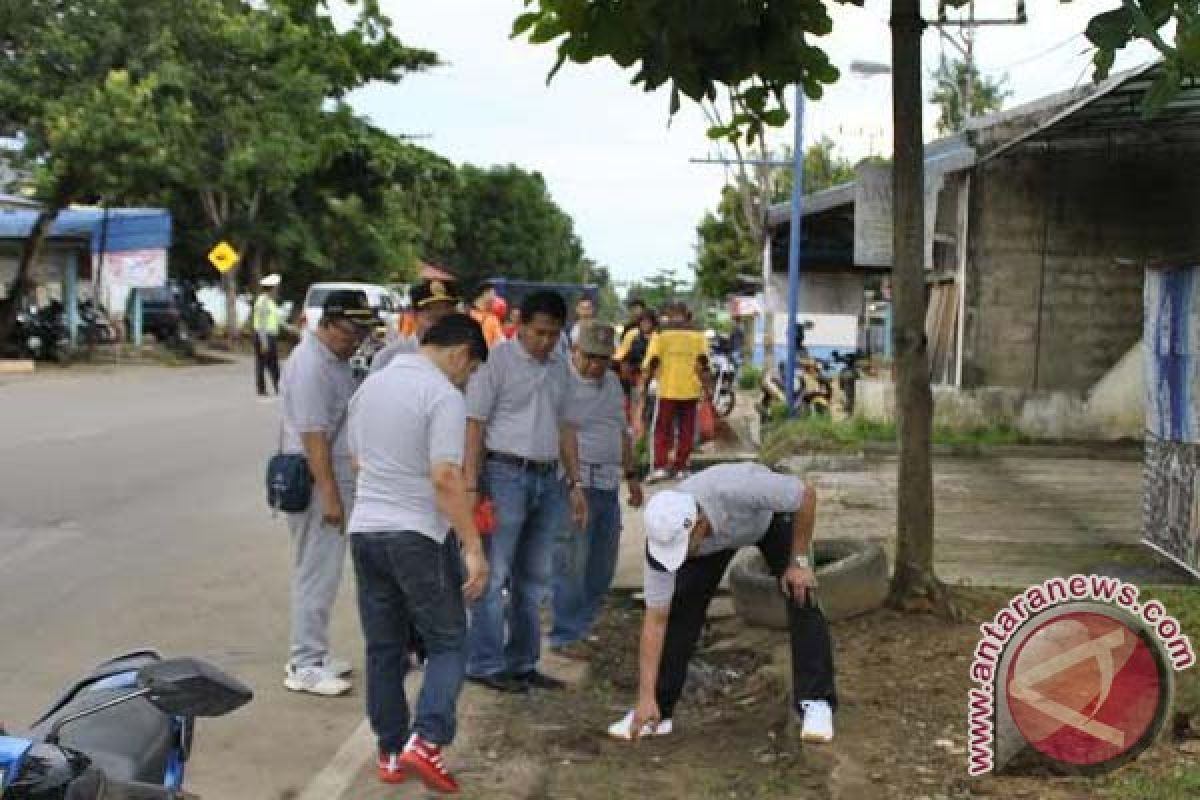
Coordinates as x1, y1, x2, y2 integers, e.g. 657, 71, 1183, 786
694, 137, 855, 300
1078, 0, 1198, 118
738, 364, 763, 390
625, 267, 692, 311
695, 186, 760, 300
513, 0, 862, 143
929, 56, 1011, 135
432, 164, 588, 293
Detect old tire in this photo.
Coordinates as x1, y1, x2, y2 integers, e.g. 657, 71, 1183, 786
729, 538, 890, 630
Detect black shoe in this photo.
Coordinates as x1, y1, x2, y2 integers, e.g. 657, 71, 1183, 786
516, 670, 566, 690
466, 673, 529, 693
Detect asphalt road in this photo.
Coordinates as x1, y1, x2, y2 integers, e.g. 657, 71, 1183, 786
0, 359, 367, 799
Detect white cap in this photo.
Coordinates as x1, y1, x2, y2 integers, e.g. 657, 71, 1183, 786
261, 273, 281, 287
644, 490, 698, 571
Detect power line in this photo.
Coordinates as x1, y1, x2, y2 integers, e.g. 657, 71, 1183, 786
998, 33, 1088, 71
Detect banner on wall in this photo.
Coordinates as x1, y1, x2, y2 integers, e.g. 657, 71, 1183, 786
101, 248, 167, 315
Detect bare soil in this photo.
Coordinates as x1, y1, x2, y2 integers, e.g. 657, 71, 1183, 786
459, 588, 1198, 800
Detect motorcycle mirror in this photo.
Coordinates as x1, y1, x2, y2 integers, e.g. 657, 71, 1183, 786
136, 658, 252, 719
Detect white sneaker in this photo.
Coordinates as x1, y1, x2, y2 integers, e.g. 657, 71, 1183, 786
323, 656, 353, 677
607, 710, 674, 740
645, 468, 671, 484
284, 665, 352, 697
285, 658, 353, 679
799, 700, 834, 743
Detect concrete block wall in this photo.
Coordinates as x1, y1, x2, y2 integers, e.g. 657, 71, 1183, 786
964, 143, 1200, 392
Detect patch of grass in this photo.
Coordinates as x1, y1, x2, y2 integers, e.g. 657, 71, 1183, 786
738, 364, 763, 391
759, 411, 1029, 462
1101, 763, 1200, 799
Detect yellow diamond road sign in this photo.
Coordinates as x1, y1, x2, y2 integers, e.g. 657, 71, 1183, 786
208, 241, 240, 273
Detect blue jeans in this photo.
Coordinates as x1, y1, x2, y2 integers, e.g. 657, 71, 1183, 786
550, 488, 622, 647
466, 460, 567, 678
351, 532, 466, 751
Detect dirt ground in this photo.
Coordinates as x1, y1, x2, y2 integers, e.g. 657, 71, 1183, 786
444, 588, 1198, 800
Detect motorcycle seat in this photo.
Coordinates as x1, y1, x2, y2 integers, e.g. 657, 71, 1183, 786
30, 688, 174, 785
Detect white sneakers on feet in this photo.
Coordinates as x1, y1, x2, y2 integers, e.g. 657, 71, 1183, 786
284, 664, 352, 697
799, 700, 834, 742
607, 710, 674, 740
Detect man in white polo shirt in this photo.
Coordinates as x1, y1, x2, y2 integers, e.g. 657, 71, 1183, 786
347, 313, 490, 793
609, 462, 838, 743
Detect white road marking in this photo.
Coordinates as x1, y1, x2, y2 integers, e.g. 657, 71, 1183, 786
296, 717, 375, 800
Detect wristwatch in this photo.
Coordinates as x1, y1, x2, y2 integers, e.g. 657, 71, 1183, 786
624, 469, 638, 481
793, 555, 811, 569
567, 477, 582, 491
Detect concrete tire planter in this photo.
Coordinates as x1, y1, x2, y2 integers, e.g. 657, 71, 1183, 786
729, 538, 890, 630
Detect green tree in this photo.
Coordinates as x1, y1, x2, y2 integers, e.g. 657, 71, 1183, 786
929, 56, 1010, 135
0, 0, 193, 340
694, 137, 856, 302
154, 0, 436, 339
434, 164, 586, 292
516, 0, 1200, 613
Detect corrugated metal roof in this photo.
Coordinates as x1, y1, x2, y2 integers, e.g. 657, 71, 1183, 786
0, 207, 171, 251
980, 61, 1193, 161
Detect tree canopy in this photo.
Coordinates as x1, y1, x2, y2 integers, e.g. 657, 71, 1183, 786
929, 56, 1010, 135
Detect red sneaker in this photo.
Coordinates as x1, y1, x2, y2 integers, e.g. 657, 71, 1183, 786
398, 734, 460, 794
377, 750, 408, 784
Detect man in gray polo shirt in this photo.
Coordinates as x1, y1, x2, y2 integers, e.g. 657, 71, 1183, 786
550, 320, 644, 654
279, 289, 376, 697
464, 290, 588, 693
609, 462, 837, 743
348, 314, 489, 792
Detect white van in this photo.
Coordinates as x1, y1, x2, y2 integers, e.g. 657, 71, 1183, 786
301, 282, 397, 333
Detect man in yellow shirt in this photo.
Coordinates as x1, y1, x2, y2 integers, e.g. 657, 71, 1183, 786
254, 273, 284, 397
640, 302, 709, 481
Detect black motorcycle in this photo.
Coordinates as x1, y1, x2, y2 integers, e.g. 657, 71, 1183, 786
0, 652, 251, 800
3, 300, 71, 363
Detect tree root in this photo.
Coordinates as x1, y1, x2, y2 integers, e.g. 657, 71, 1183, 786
885, 568, 964, 621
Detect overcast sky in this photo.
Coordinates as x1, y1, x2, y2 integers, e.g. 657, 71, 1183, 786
347, 1, 1158, 287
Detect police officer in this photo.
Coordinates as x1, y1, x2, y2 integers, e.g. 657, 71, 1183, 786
254, 273, 284, 397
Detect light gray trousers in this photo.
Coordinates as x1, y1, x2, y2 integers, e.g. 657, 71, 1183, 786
287, 475, 355, 669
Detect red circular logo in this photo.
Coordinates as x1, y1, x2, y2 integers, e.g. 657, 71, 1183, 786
1005, 610, 1166, 768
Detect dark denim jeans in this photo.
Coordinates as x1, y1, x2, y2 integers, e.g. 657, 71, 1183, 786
466, 459, 566, 678
550, 488, 622, 647
351, 531, 466, 751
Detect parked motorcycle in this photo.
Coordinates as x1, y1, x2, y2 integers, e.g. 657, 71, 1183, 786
761, 356, 833, 418
0, 651, 251, 799
709, 336, 740, 418
831, 350, 867, 415
2, 300, 71, 363
78, 298, 117, 347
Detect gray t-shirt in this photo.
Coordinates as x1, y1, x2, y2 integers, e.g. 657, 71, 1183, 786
566, 365, 626, 490
466, 338, 570, 461
347, 354, 466, 542
643, 463, 806, 608
280, 333, 358, 481
369, 335, 418, 374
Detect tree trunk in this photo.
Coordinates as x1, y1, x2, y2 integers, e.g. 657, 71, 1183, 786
224, 269, 239, 347
887, 0, 954, 615
0, 208, 61, 346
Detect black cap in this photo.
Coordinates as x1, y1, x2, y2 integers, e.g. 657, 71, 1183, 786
322, 290, 379, 328
411, 279, 460, 309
